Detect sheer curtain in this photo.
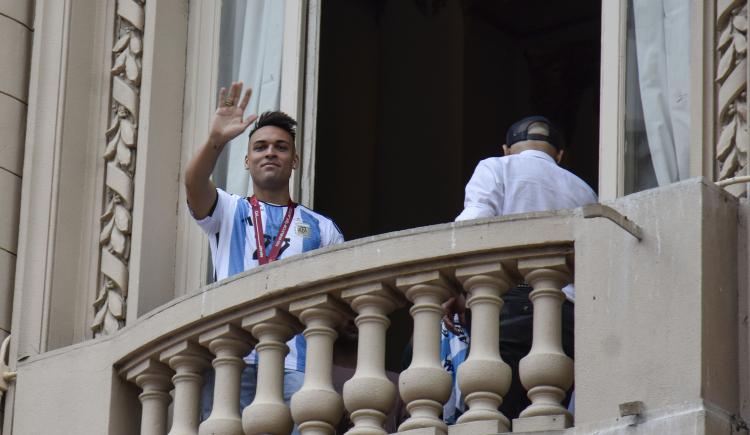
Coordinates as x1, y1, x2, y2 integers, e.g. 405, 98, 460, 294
630, 0, 691, 187
217, 0, 285, 196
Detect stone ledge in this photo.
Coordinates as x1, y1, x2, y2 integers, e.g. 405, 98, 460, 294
512, 415, 571, 433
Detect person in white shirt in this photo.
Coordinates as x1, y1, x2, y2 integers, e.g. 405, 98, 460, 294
448, 116, 597, 420
184, 82, 344, 431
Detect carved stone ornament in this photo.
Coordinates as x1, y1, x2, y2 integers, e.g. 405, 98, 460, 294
93, 0, 146, 336
716, 0, 749, 197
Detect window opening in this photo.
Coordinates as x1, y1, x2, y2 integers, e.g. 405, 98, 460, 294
314, 0, 601, 240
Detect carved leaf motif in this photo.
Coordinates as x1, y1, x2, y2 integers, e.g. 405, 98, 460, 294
100, 216, 115, 245
108, 290, 124, 318
104, 130, 120, 160
111, 226, 126, 255
120, 119, 136, 147
734, 14, 748, 32
113, 33, 131, 53
106, 118, 120, 137
718, 117, 738, 161
125, 54, 140, 84
103, 312, 120, 335
717, 44, 736, 82
112, 51, 127, 75
719, 22, 733, 50
129, 34, 142, 55
93, 287, 107, 307
117, 139, 132, 167
737, 122, 748, 153
719, 147, 739, 180
738, 103, 748, 122
735, 32, 748, 54
101, 200, 115, 222
92, 302, 107, 329
114, 204, 131, 233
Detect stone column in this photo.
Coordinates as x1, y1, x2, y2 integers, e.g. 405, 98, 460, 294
242, 308, 300, 435
160, 341, 213, 435
0, 0, 33, 370
127, 359, 173, 435
198, 324, 255, 435
396, 271, 456, 435
341, 283, 401, 435
290, 294, 351, 435
515, 256, 572, 431
454, 262, 513, 433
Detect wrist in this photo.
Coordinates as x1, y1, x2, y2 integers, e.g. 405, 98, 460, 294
206, 134, 226, 152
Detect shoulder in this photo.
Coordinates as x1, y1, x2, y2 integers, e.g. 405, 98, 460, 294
297, 205, 344, 238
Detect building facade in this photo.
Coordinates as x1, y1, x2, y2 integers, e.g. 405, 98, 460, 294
0, 0, 748, 434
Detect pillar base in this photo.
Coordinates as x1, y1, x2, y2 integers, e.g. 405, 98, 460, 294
448, 419, 508, 435
512, 414, 571, 433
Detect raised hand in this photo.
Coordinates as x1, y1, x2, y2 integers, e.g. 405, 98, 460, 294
208, 81, 258, 148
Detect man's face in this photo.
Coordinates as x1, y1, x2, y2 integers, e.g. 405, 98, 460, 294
245, 125, 298, 191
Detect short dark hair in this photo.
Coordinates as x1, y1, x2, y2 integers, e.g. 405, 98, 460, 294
248, 111, 297, 142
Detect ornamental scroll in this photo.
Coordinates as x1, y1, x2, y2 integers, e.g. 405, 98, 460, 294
716, 0, 749, 197
92, 0, 145, 336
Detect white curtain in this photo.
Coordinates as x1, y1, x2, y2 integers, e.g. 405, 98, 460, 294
221, 0, 285, 196
632, 0, 691, 186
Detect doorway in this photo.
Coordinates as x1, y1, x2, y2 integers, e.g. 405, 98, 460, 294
313, 0, 601, 240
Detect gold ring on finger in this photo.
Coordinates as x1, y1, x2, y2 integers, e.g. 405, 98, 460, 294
224, 98, 234, 106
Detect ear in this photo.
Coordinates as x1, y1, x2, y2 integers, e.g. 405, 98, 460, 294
556, 149, 565, 164
292, 153, 299, 170
244, 154, 250, 170
502, 144, 510, 156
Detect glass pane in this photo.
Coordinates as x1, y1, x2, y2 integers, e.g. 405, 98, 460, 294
624, 0, 691, 194
213, 0, 286, 196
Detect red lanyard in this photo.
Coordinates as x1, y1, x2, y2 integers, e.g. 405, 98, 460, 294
248, 195, 297, 265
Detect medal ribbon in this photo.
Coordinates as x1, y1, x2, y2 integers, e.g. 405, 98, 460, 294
248, 195, 297, 265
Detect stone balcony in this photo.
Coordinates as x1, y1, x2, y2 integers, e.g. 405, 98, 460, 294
8, 179, 745, 434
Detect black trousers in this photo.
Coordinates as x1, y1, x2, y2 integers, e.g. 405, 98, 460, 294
498, 285, 575, 420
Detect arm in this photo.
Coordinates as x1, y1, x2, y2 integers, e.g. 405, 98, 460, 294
184, 82, 257, 219
455, 160, 503, 221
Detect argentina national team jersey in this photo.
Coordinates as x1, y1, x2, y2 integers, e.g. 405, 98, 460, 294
194, 188, 344, 370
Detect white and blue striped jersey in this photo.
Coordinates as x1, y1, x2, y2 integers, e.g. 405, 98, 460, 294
194, 188, 344, 371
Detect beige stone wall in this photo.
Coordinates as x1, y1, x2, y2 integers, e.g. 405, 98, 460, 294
0, 0, 32, 344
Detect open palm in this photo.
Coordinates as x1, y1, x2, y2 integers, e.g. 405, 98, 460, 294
210, 82, 258, 145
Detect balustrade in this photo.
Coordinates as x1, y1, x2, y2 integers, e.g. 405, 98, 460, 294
514, 256, 573, 432
341, 283, 401, 435
161, 341, 213, 435
126, 359, 173, 435
199, 324, 255, 435
454, 262, 513, 433
242, 308, 301, 435
117, 229, 576, 435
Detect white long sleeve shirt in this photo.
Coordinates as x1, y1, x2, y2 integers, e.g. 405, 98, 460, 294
456, 150, 597, 221
456, 150, 597, 301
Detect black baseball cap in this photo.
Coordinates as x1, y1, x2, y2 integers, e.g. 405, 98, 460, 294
506, 116, 564, 150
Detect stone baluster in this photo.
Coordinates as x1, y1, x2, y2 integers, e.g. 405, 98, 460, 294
515, 256, 573, 431
242, 308, 300, 435
340, 283, 401, 435
160, 341, 213, 435
454, 262, 513, 433
198, 324, 256, 435
396, 271, 456, 435
290, 294, 352, 435
126, 358, 174, 435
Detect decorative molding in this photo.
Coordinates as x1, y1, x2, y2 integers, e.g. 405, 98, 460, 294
93, 0, 146, 336
716, 0, 748, 197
